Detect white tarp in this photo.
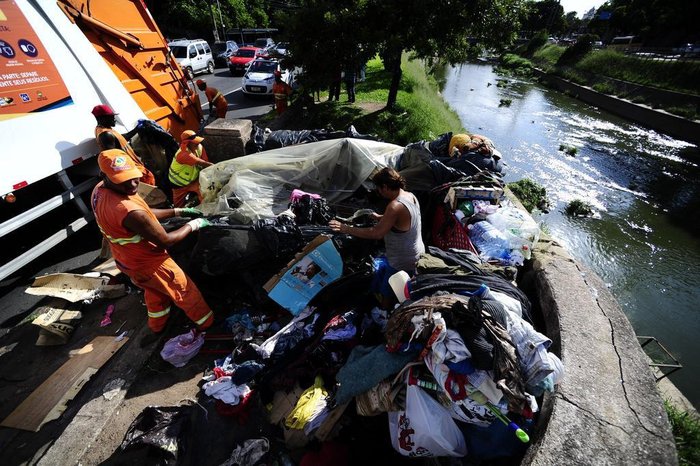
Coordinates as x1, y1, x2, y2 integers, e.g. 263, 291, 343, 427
199, 138, 404, 222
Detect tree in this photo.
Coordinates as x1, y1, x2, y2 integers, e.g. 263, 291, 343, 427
145, 0, 270, 42
521, 0, 566, 36
281, 0, 526, 109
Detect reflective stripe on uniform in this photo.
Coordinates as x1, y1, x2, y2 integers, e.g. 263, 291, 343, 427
148, 306, 171, 319
194, 310, 213, 326
96, 223, 142, 245
169, 147, 203, 187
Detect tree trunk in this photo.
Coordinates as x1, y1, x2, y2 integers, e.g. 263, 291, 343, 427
386, 48, 402, 109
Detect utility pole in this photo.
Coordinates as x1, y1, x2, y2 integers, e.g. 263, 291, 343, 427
216, 0, 226, 40
208, 2, 220, 42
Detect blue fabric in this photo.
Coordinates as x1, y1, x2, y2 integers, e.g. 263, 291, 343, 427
371, 256, 399, 298
459, 418, 532, 460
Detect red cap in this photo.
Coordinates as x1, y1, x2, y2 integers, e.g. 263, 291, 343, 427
274, 70, 282, 77
92, 104, 117, 117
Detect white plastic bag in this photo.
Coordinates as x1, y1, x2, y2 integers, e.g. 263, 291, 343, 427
160, 329, 205, 367
389, 383, 467, 457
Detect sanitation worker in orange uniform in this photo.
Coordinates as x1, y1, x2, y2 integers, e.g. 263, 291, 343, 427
168, 130, 213, 207
196, 79, 228, 119
91, 132, 214, 335
92, 104, 156, 186
272, 70, 293, 115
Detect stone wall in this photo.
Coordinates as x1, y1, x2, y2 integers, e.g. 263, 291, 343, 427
201, 118, 252, 163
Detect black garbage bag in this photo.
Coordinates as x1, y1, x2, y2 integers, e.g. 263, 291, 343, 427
264, 129, 317, 150
135, 119, 179, 163
247, 125, 267, 153
289, 194, 335, 225
105, 405, 195, 466
428, 131, 453, 157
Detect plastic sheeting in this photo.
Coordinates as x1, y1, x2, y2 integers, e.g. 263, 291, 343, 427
199, 138, 403, 222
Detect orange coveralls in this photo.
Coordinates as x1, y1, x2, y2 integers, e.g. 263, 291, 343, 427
91, 179, 213, 332
205, 87, 228, 118
95, 126, 157, 186
273, 81, 293, 114
169, 143, 209, 207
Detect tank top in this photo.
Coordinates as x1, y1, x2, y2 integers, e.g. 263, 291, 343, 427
384, 192, 425, 272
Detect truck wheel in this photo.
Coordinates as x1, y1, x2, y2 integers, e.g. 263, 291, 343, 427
207, 61, 215, 74
185, 67, 194, 80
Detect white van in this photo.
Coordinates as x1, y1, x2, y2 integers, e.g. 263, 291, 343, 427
168, 39, 215, 79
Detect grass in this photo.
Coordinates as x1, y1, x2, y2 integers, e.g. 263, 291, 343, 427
507, 178, 549, 213
284, 55, 464, 146
665, 401, 700, 466
496, 53, 533, 76
531, 44, 565, 71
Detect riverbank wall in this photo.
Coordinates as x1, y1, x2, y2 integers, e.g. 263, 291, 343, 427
519, 232, 678, 464
532, 68, 700, 146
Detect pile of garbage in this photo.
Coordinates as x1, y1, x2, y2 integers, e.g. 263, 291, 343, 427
117, 132, 563, 464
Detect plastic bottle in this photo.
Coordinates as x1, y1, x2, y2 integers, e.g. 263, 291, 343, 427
468, 221, 511, 263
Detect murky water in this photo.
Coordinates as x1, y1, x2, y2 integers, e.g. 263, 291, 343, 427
443, 63, 700, 408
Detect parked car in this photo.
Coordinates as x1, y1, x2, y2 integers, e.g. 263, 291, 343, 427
168, 38, 215, 79
213, 40, 239, 68
229, 46, 261, 75
267, 41, 289, 58
253, 37, 275, 50
241, 58, 290, 97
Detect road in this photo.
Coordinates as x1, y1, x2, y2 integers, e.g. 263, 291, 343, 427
192, 65, 274, 120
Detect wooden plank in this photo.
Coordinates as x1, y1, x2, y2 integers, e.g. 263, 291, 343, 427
0, 336, 128, 432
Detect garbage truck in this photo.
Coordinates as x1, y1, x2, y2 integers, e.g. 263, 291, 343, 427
0, 0, 203, 281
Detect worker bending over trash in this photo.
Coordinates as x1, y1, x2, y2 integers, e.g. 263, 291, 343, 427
91, 133, 214, 337
168, 130, 213, 207
196, 79, 228, 121
92, 104, 157, 186
329, 167, 425, 308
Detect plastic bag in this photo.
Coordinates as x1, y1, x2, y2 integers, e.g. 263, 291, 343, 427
485, 203, 540, 260
160, 329, 205, 368
389, 383, 468, 457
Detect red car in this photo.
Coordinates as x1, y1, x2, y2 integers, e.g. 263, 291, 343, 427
228, 46, 261, 75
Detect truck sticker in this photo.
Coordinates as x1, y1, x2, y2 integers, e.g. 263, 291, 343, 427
0, 1, 72, 120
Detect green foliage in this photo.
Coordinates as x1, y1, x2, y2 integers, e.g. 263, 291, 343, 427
496, 54, 533, 76
665, 401, 700, 466
508, 178, 549, 213
531, 44, 565, 70
279, 0, 528, 107
575, 50, 700, 95
525, 30, 549, 57
302, 55, 463, 145
559, 144, 578, 156
557, 34, 594, 66
565, 199, 593, 217
521, 0, 565, 35
499, 98, 513, 107
592, 82, 615, 94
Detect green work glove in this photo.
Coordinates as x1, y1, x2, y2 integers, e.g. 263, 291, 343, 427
185, 218, 211, 232
174, 207, 203, 218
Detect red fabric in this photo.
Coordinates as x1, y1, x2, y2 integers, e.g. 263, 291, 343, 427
300, 441, 349, 466
431, 204, 478, 254
215, 389, 254, 423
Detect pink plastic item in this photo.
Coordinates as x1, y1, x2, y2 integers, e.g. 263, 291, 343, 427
100, 304, 115, 327
290, 189, 322, 202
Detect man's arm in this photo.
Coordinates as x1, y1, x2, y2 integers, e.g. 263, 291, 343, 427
123, 210, 196, 249
328, 203, 400, 240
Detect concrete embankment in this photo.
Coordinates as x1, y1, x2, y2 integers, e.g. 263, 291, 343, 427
532, 68, 700, 146
520, 234, 678, 465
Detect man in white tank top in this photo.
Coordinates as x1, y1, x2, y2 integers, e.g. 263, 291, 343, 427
329, 167, 425, 307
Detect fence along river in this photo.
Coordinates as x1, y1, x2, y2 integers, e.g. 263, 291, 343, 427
443, 62, 700, 408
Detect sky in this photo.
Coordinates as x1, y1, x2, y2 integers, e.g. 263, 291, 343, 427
559, 0, 607, 17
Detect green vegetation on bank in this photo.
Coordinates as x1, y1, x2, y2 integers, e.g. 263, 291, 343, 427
509, 42, 700, 120
508, 179, 549, 213
665, 401, 700, 466
262, 55, 465, 145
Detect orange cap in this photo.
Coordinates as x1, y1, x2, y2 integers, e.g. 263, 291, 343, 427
98, 150, 142, 184
181, 129, 204, 144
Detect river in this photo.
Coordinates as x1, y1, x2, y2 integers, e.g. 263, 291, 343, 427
442, 62, 700, 408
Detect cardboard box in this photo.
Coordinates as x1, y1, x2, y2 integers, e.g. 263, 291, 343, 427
263, 235, 343, 315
